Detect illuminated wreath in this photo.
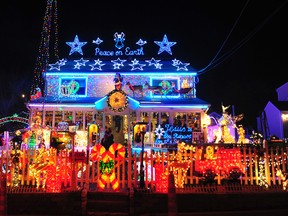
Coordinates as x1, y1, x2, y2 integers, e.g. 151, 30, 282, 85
107, 89, 128, 112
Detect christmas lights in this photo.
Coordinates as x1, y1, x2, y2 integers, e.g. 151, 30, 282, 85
89, 59, 105, 71
66, 35, 87, 55
129, 59, 146, 71
154, 34, 176, 55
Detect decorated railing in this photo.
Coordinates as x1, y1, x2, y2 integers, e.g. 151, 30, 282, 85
0, 142, 287, 193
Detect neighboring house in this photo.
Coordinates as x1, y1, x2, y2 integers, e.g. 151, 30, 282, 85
257, 82, 288, 140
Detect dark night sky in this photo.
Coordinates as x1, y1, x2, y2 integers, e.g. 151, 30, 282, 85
1, 0, 287, 130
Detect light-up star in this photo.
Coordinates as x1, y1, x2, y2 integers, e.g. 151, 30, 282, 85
49, 61, 62, 70
111, 58, 127, 69
129, 59, 146, 71
154, 124, 165, 139
89, 59, 105, 71
58, 58, 67, 66
175, 61, 190, 71
155, 63, 163, 69
74, 63, 81, 69
145, 57, 161, 66
154, 34, 177, 55
66, 35, 87, 55
172, 58, 180, 66
74, 58, 89, 69
92, 37, 103, 45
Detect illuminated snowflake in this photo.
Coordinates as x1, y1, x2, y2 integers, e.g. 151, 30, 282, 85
154, 125, 165, 139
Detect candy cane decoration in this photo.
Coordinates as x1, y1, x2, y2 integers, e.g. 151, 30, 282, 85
91, 143, 125, 191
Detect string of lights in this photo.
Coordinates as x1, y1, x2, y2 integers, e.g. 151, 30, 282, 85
30, 0, 59, 97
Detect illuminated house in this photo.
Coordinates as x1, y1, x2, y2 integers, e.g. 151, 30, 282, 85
27, 33, 210, 150
258, 82, 288, 140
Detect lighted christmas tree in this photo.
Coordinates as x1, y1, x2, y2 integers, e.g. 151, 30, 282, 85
30, 0, 59, 97
28, 133, 36, 149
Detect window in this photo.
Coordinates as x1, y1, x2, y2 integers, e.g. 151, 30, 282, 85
60, 78, 87, 97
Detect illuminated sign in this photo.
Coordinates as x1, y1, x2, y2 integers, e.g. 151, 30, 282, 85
154, 124, 192, 145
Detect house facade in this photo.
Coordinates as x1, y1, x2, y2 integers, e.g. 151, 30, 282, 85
26, 33, 210, 151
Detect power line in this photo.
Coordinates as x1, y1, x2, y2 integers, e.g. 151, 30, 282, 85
197, 0, 287, 75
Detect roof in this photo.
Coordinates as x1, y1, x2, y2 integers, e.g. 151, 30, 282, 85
28, 96, 210, 110
269, 100, 288, 112
46, 58, 197, 74
29, 96, 209, 105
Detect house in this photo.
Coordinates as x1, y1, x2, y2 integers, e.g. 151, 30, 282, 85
26, 33, 210, 150
257, 82, 288, 140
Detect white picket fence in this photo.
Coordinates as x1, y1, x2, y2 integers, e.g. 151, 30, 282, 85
1, 143, 287, 193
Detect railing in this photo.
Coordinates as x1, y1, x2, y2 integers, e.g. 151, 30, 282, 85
0, 143, 287, 193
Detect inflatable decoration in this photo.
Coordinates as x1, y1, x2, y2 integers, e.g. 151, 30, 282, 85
91, 143, 125, 191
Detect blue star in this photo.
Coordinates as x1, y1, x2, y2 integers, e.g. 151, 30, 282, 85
48, 61, 61, 71
58, 58, 67, 66
154, 34, 177, 55
175, 61, 190, 71
89, 59, 105, 71
155, 63, 163, 69
172, 58, 180, 66
129, 59, 146, 71
74, 58, 89, 69
145, 57, 161, 66
74, 57, 89, 66
66, 35, 87, 55
111, 58, 127, 69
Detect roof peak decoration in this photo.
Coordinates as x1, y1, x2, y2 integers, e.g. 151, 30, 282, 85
65, 33, 177, 57
114, 32, 125, 49
154, 34, 177, 55
66, 35, 87, 55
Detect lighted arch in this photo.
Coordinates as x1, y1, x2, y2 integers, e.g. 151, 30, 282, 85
0, 114, 29, 126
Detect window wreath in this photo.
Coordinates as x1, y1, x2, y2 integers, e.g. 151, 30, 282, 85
107, 89, 128, 112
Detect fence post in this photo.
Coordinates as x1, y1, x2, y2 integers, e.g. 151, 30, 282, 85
263, 140, 271, 186
81, 183, 87, 215
129, 186, 134, 215
0, 174, 7, 216
168, 171, 177, 216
